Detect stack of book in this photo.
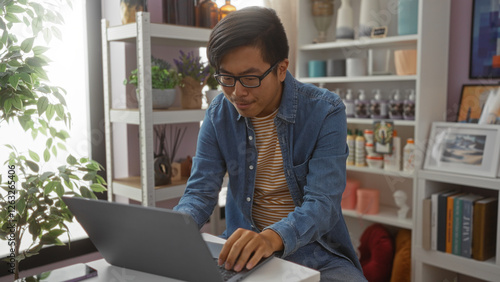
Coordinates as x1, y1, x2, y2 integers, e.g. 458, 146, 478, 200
422, 190, 498, 261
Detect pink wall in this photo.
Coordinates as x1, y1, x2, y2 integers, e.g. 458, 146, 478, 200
447, 1, 500, 121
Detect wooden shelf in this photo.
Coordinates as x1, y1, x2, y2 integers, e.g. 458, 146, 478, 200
110, 108, 206, 125
297, 75, 416, 84
342, 205, 413, 229
300, 34, 418, 51
414, 247, 498, 281
347, 166, 414, 178
113, 176, 189, 202
106, 22, 211, 47
347, 118, 415, 127
419, 170, 500, 191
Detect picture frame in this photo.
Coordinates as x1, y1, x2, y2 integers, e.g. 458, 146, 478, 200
424, 122, 500, 178
470, 0, 500, 79
457, 84, 500, 123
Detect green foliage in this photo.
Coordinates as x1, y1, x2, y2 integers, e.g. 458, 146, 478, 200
124, 56, 181, 90
206, 65, 219, 90
0, 0, 106, 279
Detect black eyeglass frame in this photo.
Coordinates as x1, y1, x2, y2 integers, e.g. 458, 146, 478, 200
214, 61, 281, 88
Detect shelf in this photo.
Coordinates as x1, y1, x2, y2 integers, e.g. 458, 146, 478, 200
342, 205, 413, 229
415, 247, 498, 281
298, 75, 417, 84
419, 170, 500, 191
106, 22, 211, 47
300, 34, 418, 51
347, 118, 416, 127
113, 176, 188, 202
347, 166, 414, 179
110, 108, 206, 125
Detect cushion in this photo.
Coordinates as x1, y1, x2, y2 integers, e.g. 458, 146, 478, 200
390, 229, 411, 282
358, 224, 395, 282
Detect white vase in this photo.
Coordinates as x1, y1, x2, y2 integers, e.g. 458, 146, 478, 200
359, 0, 380, 38
336, 0, 354, 41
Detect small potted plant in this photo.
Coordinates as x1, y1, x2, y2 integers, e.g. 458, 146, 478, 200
124, 56, 180, 109
174, 50, 210, 109
205, 65, 220, 105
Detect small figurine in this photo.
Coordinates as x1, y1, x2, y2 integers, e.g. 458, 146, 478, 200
393, 190, 409, 219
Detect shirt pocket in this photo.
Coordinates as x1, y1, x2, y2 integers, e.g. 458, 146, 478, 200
292, 155, 310, 189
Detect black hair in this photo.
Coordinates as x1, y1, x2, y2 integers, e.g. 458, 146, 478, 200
207, 6, 289, 71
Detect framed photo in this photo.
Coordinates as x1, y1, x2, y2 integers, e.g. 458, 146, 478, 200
424, 122, 500, 178
470, 0, 500, 79
457, 84, 500, 123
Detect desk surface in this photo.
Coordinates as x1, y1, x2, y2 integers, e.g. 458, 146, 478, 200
84, 233, 320, 282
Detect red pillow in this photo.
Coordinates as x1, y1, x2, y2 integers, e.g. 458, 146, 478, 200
358, 224, 395, 282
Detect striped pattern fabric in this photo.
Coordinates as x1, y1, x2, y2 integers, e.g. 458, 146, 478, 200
251, 109, 295, 231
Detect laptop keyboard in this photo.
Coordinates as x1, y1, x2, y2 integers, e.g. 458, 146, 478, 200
214, 258, 239, 281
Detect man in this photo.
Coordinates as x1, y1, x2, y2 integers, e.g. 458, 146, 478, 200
174, 6, 366, 281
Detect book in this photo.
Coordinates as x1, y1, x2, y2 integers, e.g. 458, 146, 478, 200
431, 190, 454, 251
451, 193, 467, 255
460, 194, 484, 258
437, 190, 459, 252
446, 193, 465, 253
472, 197, 498, 261
422, 198, 432, 250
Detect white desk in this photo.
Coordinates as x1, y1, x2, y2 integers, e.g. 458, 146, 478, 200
83, 233, 320, 282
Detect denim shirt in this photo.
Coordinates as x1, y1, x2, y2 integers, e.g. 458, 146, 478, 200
174, 71, 361, 270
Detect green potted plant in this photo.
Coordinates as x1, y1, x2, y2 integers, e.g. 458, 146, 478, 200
0, 0, 105, 280
124, 56, 180, 109
173, 50, 210, 109
205, 65, 220, 105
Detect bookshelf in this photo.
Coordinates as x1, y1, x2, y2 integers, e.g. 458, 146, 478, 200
296, 3, 450, 280
415, 170, 500, 281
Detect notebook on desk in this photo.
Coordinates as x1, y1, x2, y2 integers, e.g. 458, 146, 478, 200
62, 196, 273, 282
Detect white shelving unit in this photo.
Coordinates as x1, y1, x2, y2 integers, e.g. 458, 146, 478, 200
415, 171, 500, 281
101, 13, 211, 206
296, 0, 450, 280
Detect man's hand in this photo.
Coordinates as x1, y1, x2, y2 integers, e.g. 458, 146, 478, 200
218, 228, 284, 272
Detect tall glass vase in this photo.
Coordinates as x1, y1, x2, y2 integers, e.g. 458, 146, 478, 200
311, 0, 334, 43
359, 0, 380, 38
336, 0, 354, 41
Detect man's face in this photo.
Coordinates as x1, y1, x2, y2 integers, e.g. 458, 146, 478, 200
218, 46, 288, 118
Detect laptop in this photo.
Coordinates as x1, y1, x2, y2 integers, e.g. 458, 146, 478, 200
62, 196, 273, 282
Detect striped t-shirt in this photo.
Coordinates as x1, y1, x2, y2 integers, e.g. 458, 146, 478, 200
250, 109, 295, 231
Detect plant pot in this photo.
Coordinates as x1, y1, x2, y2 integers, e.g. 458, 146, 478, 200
205, 89, 220, 105
180, 77, 204, 109
152, 88, 177, 109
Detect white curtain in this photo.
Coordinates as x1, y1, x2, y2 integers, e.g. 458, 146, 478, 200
264, 0, 298, 76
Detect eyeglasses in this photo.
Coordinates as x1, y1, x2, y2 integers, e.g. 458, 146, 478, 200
214, 61, 280, 88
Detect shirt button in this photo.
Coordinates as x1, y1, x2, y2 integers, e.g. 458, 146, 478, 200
246, 197, 251, 202
249, 165, 254, 170
249, 136, 253, 141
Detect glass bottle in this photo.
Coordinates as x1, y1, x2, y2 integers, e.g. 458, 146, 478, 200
219, 0, 236, 20
196, 0, 219, 28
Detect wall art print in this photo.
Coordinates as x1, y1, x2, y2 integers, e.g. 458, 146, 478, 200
470, 0, 500, 79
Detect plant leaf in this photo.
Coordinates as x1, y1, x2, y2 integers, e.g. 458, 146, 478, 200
44, 182, 56, 195
20, 37, 35, 53
45, 104, 55, 121
25, 160, 39, 172
90, 183, 107, 193
43, 148, 50, 162
66, 155, 77, 165
37, 96, 49, 116
28, 150, 40, 162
